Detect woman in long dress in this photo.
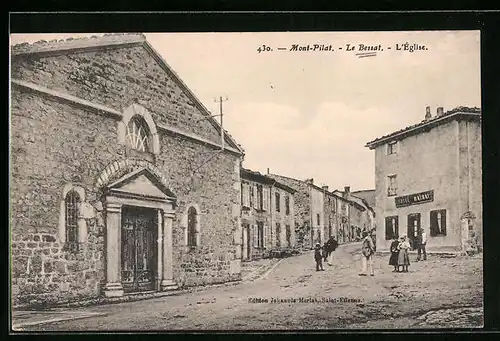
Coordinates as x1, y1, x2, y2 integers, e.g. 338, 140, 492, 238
389, 238, 400, 272
397, 236, 411, 272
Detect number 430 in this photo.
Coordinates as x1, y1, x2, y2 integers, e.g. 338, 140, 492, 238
257, 45, 272, 53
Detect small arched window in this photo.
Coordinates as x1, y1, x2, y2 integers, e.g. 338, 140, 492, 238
126, 116, 151, 152
65, 190, 80, 251
187, 207, 198, 247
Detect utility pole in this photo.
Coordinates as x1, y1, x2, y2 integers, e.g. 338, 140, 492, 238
192, 95, 228, 175
214, 96, 228, 150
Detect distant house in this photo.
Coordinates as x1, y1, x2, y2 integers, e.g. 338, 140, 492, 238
351, 189, 376, 209
332, 187, 376, 242
10, 34, 245, 306
240, 168, 296, 260
365, 106, 482, 252
266, 175, 326, 249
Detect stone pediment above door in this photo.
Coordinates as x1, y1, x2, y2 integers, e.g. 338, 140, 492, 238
107, 168, 176, 202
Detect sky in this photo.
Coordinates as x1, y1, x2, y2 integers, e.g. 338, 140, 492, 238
10, 31, 481, 191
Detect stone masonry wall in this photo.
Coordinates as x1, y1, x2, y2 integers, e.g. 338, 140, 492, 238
10, 91, 113, 306
11, 45, 223, 146
267, 175, 311, 249
10, 43, 241, 306
271, 187, 295, 248
323, 194, 336, 240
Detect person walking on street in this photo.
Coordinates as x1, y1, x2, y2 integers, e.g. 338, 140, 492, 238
397, 235, 411, 272
389, 237, 400, 272
323, 236, 339, 266
314, 243, 325, 271
417, 228, 427, 261
359, 231, 375, 276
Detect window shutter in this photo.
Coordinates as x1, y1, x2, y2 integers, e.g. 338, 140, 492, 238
263, 223, 268, 248
244, 184, 250, 207
385, 217, 391, 240
441, 210, 447, 235
253, 224, 258, 248
249, 185, 253, 208
253, 185, 258, 209
262, 188, 268, 211
430, 211, 437, 237
394, 217, 399, 238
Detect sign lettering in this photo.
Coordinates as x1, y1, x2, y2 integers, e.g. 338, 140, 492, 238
395, 190, 434, 208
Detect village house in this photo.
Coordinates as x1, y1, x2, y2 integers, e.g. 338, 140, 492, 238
365, 106, 482, 253
10, 33, 246, 306
240, 168, 296, 260
332, 187, 376, 243
351, 189, 375, 209
266, 174, 325, 249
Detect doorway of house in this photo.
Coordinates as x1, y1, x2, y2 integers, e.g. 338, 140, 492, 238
407, 213, 421, 250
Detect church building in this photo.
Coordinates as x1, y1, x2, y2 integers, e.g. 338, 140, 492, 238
10, 34, 245, 306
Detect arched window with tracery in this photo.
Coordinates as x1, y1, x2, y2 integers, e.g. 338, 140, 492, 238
65, 190, 80, 251
126, 116, 151, 152
187, 207, 198, 247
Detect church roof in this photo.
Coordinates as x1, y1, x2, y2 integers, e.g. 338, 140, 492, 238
11, 33, 244, 155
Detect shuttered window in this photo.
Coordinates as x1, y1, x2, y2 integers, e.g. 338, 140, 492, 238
263, 187, 269, 211
286, 225, 291, 247
250, 185, 254, 208
430, 210, 447, 236
251, 224, 256, 248
257, 222, 264, 248
276, 223, 281, 247
242, 183, 250, 207
385, 216, 399, 240
263, 223, 268, 248
257, 185, 263, 210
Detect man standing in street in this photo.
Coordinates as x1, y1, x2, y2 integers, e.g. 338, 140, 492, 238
417, 228, 427, 261
323, 236, 339, 266
359, 231, 375, 276
314, 243, 325, 271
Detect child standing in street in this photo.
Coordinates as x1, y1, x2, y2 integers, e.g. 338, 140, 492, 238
314, 243, 324, 271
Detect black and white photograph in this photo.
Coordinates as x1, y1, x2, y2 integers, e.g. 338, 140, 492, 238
9, 28, 483, 331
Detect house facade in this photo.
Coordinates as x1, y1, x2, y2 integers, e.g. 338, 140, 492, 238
351, 189, 376, 209
240, 168, 295, 260
365, 106, 482, 252
332, 187, 376, 243
10, 34, 245, 306
267, 174, 334, 249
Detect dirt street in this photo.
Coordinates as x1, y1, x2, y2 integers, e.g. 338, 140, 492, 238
15, 242, 483, 331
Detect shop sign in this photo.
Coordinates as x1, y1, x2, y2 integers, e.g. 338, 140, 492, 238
395, 190, 434, 208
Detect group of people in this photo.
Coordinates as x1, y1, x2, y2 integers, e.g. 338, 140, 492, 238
313, 235, 339, 271
313, 228, 428, 275
388, 228, 427, 272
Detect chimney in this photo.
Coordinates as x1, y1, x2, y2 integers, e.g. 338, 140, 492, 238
437, 107, 444, 117
322, 185, 329, 192
305, 178, 314, 185
267, 168, 270, 174
425, 106, 432, 121
343, 186, 351, 199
